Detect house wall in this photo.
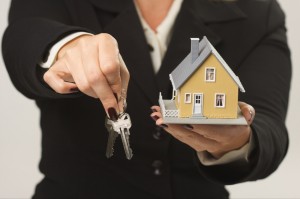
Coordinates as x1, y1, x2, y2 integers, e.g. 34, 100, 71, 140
178, 54, 238, 118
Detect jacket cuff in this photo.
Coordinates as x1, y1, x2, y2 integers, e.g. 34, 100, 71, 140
40, 32, 93, 68
197, 132, 255, 166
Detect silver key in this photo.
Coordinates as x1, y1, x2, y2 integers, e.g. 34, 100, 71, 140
105, 113, 133, 160
105, 117, 119, 158
118, 114, 133, 160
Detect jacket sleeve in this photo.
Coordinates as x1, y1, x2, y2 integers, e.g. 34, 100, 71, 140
196, 0, 291, 184
2, 0, 94, 99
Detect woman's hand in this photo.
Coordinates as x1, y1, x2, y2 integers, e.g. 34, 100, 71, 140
150, 102, 255, 159
43, 33, 130, 118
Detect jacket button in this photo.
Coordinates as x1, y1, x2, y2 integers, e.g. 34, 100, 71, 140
153, 127, 163, 140
152, 160, 163, 176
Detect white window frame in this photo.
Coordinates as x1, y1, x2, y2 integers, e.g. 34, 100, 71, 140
215, 93, 226, 108
184, 93, 192, 103
205, 67, 216, 82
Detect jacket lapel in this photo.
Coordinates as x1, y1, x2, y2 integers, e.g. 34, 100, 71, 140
190, 0, 247, 24
156, 0, 247, 97
64, 0, 102, 33
104, 2, 159, 104
88, 0, 131, 13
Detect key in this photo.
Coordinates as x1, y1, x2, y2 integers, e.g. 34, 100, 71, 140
118, 114, 133, 160
105, 113, 133, 160
105, 117, 119, 158
112, 113, 133, 160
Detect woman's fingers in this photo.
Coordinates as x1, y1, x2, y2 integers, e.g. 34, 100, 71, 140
186, 124, 227, 141
171, 127, 219, 153
98, 34, 122, 93
239, 101, 255, 125
150, 110, 224, 141
43, 70, 78, 94
151, 105, 161, 113
96, 34, 124, 113
62, 48, 98, 98
118, 54, 130, 112
44, 33, 130, 117
150, 111, 219, 153
150, 104, 253, 157
79, 36, 120, 113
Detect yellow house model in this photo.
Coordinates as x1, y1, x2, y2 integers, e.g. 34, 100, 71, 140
159, 37, 246, 125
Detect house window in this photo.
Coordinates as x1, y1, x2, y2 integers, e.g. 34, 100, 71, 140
215, 93, 225, 108
184, 93, 191, 103
205, 67, 215, 82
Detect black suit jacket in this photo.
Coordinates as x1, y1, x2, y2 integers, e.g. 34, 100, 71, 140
2, 0, 291, 198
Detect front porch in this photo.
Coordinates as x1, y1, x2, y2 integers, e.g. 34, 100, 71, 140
158, 93, 179, 118
158, 92, 247, 125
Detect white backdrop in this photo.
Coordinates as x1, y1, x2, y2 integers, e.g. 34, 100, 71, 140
0, 1, 299, 198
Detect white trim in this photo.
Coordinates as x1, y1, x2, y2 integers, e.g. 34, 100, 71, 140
184, 93, 192, 103
210, 44, 245, 92
215, 93, 226, 108
193, 93, 203, 115
169, 74, 176, 90
205, 67, 216, 82
40, 32, 93, 68
172, 90, 177, 100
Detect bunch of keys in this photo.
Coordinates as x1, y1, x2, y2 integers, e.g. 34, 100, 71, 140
105, 91, 133, 160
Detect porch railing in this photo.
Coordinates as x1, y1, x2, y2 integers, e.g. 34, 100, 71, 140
159, 92, 178, 118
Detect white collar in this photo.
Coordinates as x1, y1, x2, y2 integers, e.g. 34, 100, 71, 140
134, 0, 184, 73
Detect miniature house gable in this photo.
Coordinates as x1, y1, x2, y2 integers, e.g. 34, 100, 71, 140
158, 37, 247, 125
169, 37, 245, 93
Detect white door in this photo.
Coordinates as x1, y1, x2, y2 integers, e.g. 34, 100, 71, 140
193, 94, 203, 115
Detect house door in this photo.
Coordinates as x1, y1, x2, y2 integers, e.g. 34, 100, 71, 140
193, 94, 203, 115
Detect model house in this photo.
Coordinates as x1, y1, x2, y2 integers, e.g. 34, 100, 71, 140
159, 37, 246, 124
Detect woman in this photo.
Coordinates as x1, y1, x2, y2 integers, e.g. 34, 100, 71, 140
2, 0, 291, 198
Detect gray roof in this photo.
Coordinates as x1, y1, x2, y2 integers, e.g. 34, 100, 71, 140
169, 37, 245, 92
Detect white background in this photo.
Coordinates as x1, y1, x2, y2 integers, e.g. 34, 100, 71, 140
0, 0, 299, 198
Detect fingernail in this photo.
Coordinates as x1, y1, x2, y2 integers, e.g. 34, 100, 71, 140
159, 124, 168, 128
151, 108, 157, 113
108, 107, 118, 121
249, 110, 253, 121
151, 115, 159, 121
70, 88, 79, 92
183, 124, 193, 130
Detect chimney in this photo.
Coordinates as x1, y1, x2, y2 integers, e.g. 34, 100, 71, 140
191, 38, 200, 63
